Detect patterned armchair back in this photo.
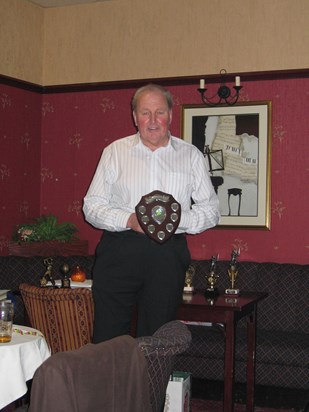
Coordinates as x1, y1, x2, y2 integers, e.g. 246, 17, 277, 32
19, 283, 94, 354
136, 320, 192, 412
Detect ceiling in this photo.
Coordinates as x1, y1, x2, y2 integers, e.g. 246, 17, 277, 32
26, 0, 111, 8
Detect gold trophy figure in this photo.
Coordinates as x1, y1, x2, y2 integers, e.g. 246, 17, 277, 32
40, 257, 56, 288
204, 255, 219, 299
183, 265, 195, 294
225, 248, 240, 295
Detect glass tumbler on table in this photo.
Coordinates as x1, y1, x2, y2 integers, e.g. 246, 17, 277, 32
0, 301, 14, 343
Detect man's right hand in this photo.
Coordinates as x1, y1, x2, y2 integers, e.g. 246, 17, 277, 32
126, 213, 144, 233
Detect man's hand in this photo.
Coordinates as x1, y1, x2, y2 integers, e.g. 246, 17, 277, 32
127, 213, 144, 233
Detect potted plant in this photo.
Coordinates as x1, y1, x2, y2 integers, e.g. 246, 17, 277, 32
9, 214, 88, 256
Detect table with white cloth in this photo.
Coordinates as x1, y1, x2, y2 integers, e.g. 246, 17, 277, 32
0, 325, 51, 410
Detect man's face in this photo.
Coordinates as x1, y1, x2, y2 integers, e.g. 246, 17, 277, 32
133, 90, 172, 151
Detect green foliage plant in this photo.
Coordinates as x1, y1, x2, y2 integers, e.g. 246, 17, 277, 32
13, 214, 79, 243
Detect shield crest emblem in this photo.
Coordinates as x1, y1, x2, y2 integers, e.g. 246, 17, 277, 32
135, 190, 181, 244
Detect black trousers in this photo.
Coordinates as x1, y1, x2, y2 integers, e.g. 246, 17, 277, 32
92, 230, 191, 343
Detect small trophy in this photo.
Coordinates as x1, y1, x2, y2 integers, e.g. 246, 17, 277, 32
183, 265, 195, 294
40, 257, 56, 288
225, 248, 240, 295
60, 263, 71, 289
204, 255, 219, 299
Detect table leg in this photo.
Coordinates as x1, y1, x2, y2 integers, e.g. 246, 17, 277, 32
223, 314, 236, 412
246, 308, 257, 412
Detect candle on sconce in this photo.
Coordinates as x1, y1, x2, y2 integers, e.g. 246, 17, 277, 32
235, 76, 241, 87
199, 79, 205, 89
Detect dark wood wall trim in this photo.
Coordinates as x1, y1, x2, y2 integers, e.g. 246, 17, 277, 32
1, 69, 308, 95
0, 74, 43, 93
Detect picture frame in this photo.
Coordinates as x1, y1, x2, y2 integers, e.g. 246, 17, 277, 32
181, 101, 272, 229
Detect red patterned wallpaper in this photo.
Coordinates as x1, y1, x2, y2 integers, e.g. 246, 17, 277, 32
0, 76, 308, 263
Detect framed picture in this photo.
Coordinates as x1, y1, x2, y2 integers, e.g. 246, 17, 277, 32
181, 101, 272, 229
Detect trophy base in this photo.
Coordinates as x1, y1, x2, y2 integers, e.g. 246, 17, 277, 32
204, 287, 219, 299
225, 288, 240, 295
183, 286, 194, 294
182, 293, 194, 303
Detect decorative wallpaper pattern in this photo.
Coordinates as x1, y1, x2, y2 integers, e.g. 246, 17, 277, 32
0, 77, 308, 263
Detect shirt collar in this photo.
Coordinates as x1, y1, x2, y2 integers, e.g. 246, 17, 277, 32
132, 132, 176, 152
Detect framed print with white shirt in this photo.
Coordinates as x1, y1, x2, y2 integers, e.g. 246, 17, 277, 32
181, 101, 271, 229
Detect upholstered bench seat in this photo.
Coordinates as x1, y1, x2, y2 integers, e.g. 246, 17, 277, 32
175, 325, 309, 388
173, 259, 308, 390
178, 325, 308, 365
0, 255, 308, 390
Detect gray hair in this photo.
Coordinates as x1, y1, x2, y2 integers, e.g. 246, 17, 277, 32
131, 83, 173, 112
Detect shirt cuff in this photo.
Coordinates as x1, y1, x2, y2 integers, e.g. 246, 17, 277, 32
115, 210, 133, 231
178, 211, 190, 232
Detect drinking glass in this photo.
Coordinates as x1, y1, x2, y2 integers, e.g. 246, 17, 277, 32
0, 301, 14, 343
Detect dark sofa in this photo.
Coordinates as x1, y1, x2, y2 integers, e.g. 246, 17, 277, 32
174, 259, 309, 391
0, 255, 308, 391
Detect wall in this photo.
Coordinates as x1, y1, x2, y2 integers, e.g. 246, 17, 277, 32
42, 0, 309, 85
0, 0, 308, 86
0, 83, 42, 250
0, 0, 44, 85
0, 0, 308, 263
1, 75, 308, 263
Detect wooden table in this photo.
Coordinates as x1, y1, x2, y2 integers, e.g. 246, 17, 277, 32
177, 291, 268, 412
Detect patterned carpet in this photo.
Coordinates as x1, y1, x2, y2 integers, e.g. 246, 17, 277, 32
2, 398, 307, 412
190, 379, 308, 412
3, 380, 308, 412
191, 399, 303, 411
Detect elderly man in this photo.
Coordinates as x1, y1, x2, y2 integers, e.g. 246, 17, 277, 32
83, 83, 220, 342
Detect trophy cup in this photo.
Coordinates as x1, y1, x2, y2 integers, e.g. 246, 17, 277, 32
183, 265, 195, 294
225, 248, 240, 295
204, 255, 219, 299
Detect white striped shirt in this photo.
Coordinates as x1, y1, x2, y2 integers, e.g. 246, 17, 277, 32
83, 133, 220, 234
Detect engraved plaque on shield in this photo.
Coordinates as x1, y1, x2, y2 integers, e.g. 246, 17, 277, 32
135, 190, 181, 244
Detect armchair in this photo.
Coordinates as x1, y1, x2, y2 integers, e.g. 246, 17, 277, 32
27, 320, 191, 412
137, 320, 192, 412
19, 283, 94, 354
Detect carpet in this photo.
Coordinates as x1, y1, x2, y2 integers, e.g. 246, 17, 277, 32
3, 398, 306, 412
191, 398, 303, 412
191, 379, 308, 412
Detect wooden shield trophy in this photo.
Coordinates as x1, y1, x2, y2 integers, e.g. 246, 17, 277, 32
135, 190, 181, 244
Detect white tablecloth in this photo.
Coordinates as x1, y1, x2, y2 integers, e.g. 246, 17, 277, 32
46, 279, 92, 288
0, 325, 51, 409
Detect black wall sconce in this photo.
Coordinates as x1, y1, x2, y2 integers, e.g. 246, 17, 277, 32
198, 69, 242, 106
